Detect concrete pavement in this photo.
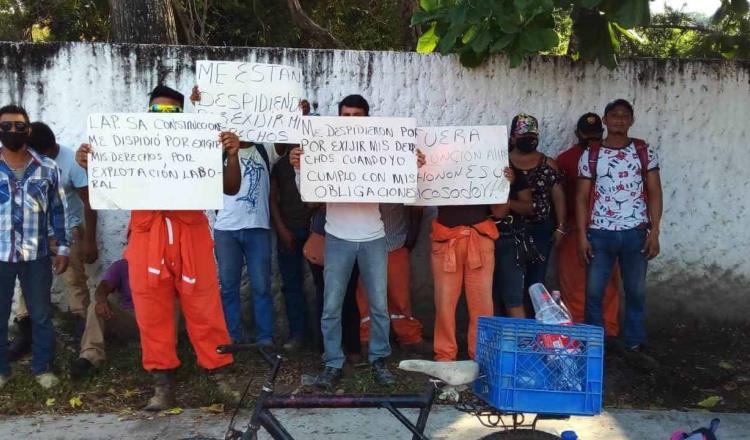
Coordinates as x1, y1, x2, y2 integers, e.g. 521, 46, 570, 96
0, 407, 747, 439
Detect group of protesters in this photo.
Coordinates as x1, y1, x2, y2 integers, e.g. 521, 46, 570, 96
0, 81, 662, 410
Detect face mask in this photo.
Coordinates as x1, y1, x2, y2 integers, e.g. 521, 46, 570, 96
0, 131, 29, 152
515, 137, 538, 154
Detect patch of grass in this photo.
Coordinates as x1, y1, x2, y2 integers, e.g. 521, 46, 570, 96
0, 313, 431, 416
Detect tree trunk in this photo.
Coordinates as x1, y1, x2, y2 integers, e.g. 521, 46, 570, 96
400, 0, 418, 50
285, 0, 345, 48
109, 0, 178, 44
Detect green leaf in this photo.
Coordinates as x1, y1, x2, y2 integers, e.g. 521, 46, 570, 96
471, 28, 493, 52
459, 49, 485, 67
607, 22, 620, 51
508, 48, 524, 67
462, 25, 478, 44
496, 8, 522, 33
411, 9, 438, 26
489, 33, 516, 52
519, 27, 560, 52
612, 22, 647, 44
420, 0, 440, 12
610, 0, 650, 28
417, 23, 440, 53
437, 23, 466, 54
697, 395, 722, 408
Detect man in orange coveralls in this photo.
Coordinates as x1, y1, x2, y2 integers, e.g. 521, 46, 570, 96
76, 85, 241, 411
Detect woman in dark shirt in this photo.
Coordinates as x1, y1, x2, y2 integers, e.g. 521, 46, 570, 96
491, 172, 533, 318
508, 114, 566, 290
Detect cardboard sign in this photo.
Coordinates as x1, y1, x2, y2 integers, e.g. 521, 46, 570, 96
195, 60, 306, 143
414, 126, 509, 206
87, 113, 224, 210
299, 116, 418, 203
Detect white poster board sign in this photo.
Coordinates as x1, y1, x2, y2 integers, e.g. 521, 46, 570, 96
195, 60, 306, 143
414, 126, 509, 206
299, 116, 418, 203
87, 113, 224, 210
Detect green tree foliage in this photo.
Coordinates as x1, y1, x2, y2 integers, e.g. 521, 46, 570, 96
0, 0, 109, 42
412, 0, 653, 68
412, 0, 750, 68
612, 2, 750, 60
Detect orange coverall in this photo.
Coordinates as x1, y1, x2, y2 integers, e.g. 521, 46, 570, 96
125, 210, 233, 371
431, 219, 498, 361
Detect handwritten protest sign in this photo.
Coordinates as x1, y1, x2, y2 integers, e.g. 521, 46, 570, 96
299, 116, 418, 203
195, 60, 306, 143
87, 113, 224, 210
414, 126, 509, 206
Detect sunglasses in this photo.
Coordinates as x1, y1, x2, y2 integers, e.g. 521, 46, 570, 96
148, 104, 183, 113
0, 121, 29, 132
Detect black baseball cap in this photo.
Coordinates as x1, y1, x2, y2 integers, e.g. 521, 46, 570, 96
576, 113, 603, 135
149, 85, 185, 107
604, 98, 634, 117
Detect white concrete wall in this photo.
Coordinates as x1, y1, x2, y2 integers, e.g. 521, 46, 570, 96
1, 42, 748, 326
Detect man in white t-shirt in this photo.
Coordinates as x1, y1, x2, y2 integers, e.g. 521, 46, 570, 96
214, 141, 283, 348
9, 122, 99, 360
291, 95, 425, 388
575, 99, 663, 369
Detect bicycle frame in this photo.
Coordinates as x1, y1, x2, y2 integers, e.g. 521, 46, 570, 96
257, 386, 436, 440
216, 345, 568, 440
219, 346, 436, 440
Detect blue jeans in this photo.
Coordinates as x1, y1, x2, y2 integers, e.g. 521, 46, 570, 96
214, 228, 274, 344
277, 227, 309, 340
0, 257, 55, 375
492, 235, 525, 311
322, 234, 390, 369
524, 221, 554, 287
585, 228, 648, 347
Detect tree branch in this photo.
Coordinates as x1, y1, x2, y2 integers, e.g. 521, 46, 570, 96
285, 0, 345, 48
645, 23, 713, 33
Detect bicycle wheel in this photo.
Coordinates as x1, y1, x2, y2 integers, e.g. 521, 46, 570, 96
477, 430, 560, 440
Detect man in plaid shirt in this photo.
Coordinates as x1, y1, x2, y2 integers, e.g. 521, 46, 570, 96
0, 104, 69, 390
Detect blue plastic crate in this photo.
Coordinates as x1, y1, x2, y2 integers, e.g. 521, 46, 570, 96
474, 317, 604, 416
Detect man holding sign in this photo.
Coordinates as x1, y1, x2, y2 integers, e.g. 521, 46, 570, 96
291, 95, 425, 388
414, 126, 517, 362
77, 85, 241, 411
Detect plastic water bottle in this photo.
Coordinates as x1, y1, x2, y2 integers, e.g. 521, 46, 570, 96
528, 283, 572, 325
529, 283, 581, 391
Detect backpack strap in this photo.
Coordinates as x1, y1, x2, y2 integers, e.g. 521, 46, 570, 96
255, 143, 271, 173
586, 141, 602, 225
632, 138, 651, 223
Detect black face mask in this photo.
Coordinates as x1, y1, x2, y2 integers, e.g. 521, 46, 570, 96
514, 137, 538, 154
0, 131, 29, 152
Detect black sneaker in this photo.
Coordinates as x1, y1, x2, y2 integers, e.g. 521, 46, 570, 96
69, 357, 95, 380
623, 344, 660, 372
315, 366, 342, 390
372, 358, 396, 386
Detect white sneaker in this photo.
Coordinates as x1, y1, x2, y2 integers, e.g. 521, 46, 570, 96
0, 375, 9, 389
35, 372, 60, 389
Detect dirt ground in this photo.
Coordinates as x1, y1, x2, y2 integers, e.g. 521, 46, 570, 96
1, 315, 748, 416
